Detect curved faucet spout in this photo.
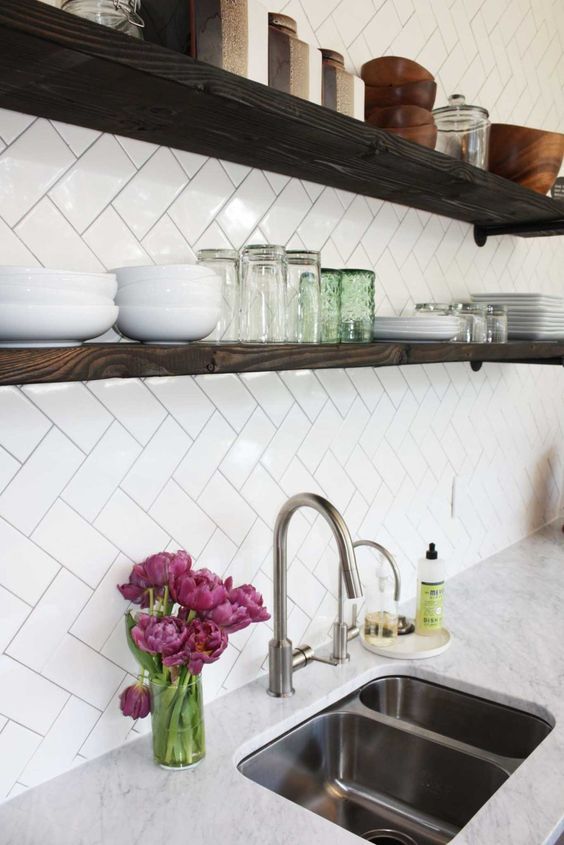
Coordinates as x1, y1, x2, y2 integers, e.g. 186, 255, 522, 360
268, 492, 361, 698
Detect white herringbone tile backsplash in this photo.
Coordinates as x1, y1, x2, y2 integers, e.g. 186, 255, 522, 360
0, 0, 563, 802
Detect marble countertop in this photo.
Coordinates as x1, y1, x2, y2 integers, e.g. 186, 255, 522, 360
2, 522, 564, 845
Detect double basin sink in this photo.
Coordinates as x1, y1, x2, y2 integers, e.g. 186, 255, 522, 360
239, 675, 552, 845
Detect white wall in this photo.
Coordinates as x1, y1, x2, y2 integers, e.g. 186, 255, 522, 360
0, 0, 563, 801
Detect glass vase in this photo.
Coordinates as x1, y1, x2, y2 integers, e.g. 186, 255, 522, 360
150, 674, 205, 770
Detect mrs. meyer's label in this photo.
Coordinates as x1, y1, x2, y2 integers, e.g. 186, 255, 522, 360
419, 581, 444, 630
551, 177, 564, 201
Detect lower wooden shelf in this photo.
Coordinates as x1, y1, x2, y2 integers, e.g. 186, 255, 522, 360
0, 341, 563, 385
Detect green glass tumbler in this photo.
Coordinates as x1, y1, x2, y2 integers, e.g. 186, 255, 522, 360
320, 268, 342, 343
339, 268, 375, 342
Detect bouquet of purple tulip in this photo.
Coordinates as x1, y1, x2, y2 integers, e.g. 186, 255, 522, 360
117, 550, 270, 769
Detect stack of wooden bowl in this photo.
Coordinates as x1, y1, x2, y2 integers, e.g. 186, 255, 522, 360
361, 56, 437, 149
488, 124, 564, 195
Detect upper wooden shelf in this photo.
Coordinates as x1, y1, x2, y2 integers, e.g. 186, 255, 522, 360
0, 341, 563, 386
0, 0, 563, 241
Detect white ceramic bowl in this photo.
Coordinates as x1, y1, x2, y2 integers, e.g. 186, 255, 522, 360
0, 304, 118, 342
116, 277, 222, 307
0, 269, 117, 298
117, 305, 220, 342
0, 285, 113, 306
113, 264, 218, 288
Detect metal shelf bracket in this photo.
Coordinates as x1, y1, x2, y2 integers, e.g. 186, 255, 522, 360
474, 218, 564, 246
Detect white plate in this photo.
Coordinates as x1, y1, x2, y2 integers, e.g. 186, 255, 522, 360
509, 331, 564, 339
373, 319, 460, 327
117, 304, 220, 342
0, 304, 118, 342
472, 293, 564, 303
373, 331, 457, 341
360, 627, 452, 659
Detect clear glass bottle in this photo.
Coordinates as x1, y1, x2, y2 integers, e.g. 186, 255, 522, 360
320, 269, 342, 344
197, 249, 240, 342
340, 269, 375, 342
286, 251, 320, 343
433, 94, 491, 170
61, 0, 144, 38
363, 568, 399, 647
486, 304, 508, 343
240, 245, 287, 343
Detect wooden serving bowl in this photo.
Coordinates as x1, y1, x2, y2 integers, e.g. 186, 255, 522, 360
365, 79, 437, 112
488, 123, 564, 194
361, 56, 434, 87
366, 105, 434, 129
384, 124, 438, 150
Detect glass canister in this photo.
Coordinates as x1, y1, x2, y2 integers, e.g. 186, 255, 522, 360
340, 268, 375, 342
62, 0, 145, 37
320, 269, 342, 344
240, 245, 287, 343
197, 249, 240, 342
320, 49, 365, 121
286, 251, 321, 343
433, 94, 490, 169
486, 304, 508, 343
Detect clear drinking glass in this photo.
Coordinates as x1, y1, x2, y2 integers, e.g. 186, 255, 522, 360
240, 245, 287, 343
62, 0, 145, 37
286, 251, 321, 343
415, 303, 451, 315
320, 269, 342, 343
340, 269, 375, 342
486, 304, 508, 343
449, 302, 487, 342
197, 249, 240, 341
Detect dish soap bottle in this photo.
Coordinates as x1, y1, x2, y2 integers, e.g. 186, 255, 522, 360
363, 566, 398, 647
415, 543, 445, 636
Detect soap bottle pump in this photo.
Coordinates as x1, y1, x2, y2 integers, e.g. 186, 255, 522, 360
362, 564, 399, 647
415, 542, 445, 637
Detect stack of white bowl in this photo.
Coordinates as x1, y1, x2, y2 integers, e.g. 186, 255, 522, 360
115, 265, 222, 343
0, 267, 118, 346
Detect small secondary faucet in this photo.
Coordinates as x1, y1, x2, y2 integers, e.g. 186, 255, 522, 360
268, 492, 363, 698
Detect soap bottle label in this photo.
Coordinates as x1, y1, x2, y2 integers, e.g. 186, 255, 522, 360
416, 580, 444, 631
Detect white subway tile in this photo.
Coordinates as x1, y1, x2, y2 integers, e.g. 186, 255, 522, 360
219, 408, 275, 488
260, 404, 310, 477
51, 122, 100, 156
62, 422, 142, 521
0, 109, 35, 145
0, 217, 38, 266
280, 370, 328, 422
87, 380, 166, 445
94, 490, 169, 561
79, 676, 135, 759
0, 587, 30, 652
0, 429, 84, 535
260, 179, 311, 245
22, 383, 112, 452
0, 387, 50, 462
0, 656, 68, 734
71, 555, 132, 651
173, 412, 236, 499
32, 500, 117, 588
0, 518, 60, 604
142, 215, 196, 266
195, 529, 237, 578
7, 569, 91, 672
0, 722, 42, 800
145, 376, 214, 438
42, 635, 124, 711
169, 159, 232, 243
198, 473, 256, 546
216, 170, 275, 246
150, 480, 215, 556
0, 447, 19, 494
198, 374, 256, 432
83, 205, 152, 269
116, 135, 158, 168
239, 372, 294, 427
241, 465, 287, 529
121, 417, 191, 509
100, 618, 138, 675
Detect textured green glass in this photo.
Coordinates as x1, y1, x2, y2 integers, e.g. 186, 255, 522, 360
320, 269, 342, 343
150, 674, 205, 769
340, 269, 375, 342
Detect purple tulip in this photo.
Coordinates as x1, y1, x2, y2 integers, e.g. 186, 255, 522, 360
119, 682, 151, 719
171, 568, 227, 612
205, 578, 270, 633
131, 614, 189, 665
184, 619, 228, 675
118, 550, 193, 607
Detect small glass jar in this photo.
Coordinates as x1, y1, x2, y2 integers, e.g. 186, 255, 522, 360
240, 245, 287, 343
340, 269, 375, 343
62, 0, 144, 38
320, 269, 342, 344
286, 251, 321, 343
433, 94, 490, 170
450, 302, 487, 342
363, 570, 399, 648
486, 304, 508, 343
197, 249, 240, 342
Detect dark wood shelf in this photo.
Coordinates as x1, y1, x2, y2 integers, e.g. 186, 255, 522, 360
1, 341, 563, 386
0, 0, 563, 240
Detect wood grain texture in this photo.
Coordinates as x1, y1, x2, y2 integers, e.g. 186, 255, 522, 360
489, 124, 564, 195
0, 341, 562, 386
0, 0, 563, 233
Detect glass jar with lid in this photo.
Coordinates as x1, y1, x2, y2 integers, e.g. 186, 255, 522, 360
286, 251, 321, 343
197, 249, 240, 342
486, 304, 508, 343
240, 245, 287, 343
433, 94, 490, 169
62, 0, 145, 38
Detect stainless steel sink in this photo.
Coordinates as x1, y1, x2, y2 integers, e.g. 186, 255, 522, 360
238, 675, 553, 844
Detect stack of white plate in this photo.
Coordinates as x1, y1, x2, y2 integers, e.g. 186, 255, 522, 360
0, 267, 118, 346
114, 265, 222, 343
373, 315, 462, 341
471, 293, 564, 340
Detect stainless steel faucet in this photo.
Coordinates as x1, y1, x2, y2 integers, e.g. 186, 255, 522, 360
267, 493, 363, 698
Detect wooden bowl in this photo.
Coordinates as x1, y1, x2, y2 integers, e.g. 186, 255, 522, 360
361, 56, 434, 87
366, 105, 434, 129
365, 79, 437, 112
384, 124, 437, 150
488, 123, 564, 194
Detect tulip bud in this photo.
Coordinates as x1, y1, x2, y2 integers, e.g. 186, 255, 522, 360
119, 682, 151, 719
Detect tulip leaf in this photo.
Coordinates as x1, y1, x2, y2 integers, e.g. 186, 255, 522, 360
125, 612, 158, 677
